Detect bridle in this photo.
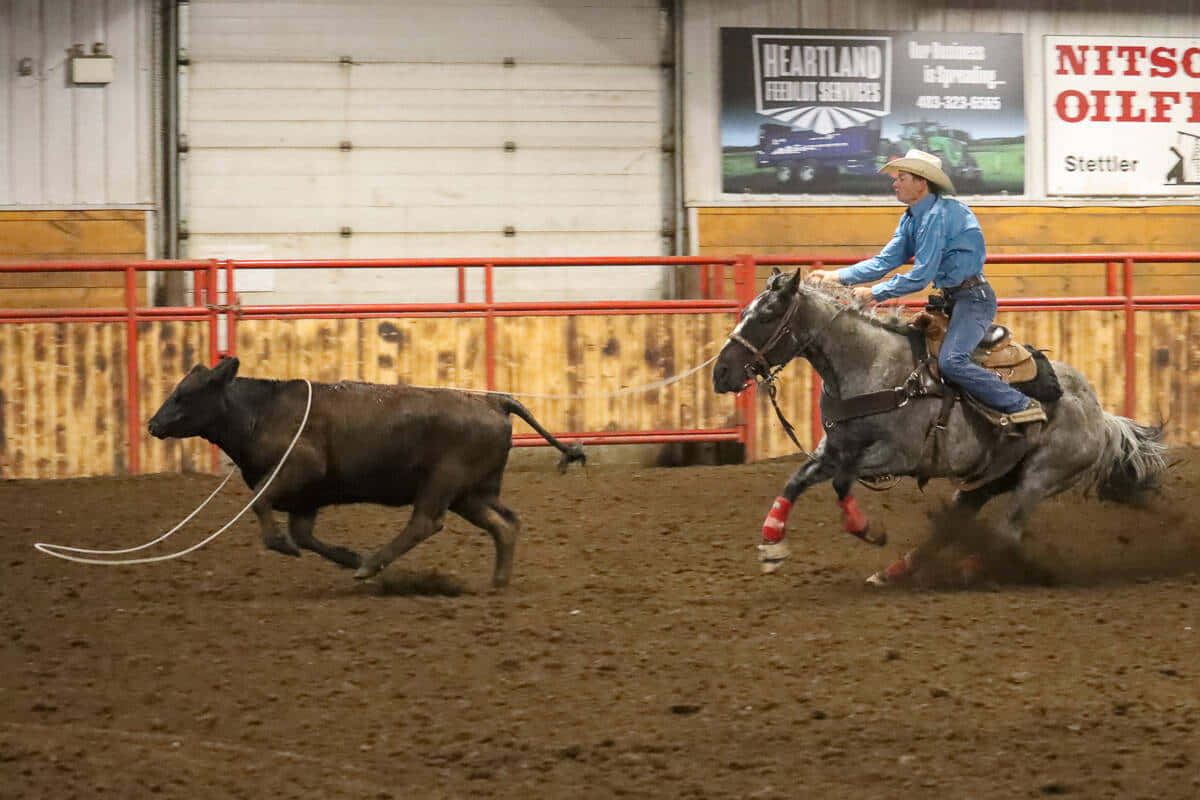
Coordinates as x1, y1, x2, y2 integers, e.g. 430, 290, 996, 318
726, 288, 801, 384
726, 284, 848, 453
727, 284, 847, 386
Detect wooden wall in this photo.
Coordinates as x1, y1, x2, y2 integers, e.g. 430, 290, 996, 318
0, 210, 147, 308
0, 321, 210, 479
1, 307, 1196, 479
698, 206, 1200, 297
235, 313, 735, 441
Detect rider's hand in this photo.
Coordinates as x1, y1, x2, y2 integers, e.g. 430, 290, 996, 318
806, 269, 842, 287
851, 286, 876, 306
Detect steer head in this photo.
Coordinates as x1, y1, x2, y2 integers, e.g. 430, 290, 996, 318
148, 357, 240, 439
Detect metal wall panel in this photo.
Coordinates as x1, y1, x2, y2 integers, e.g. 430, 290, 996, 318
181, 0, 669, 305
684, 0, 1200, 206
187, 0, 660, 63
0, 0, 156, 208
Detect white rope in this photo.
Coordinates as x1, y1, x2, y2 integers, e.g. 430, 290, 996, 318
35, 380, 313, 566
415, 352, 719, 400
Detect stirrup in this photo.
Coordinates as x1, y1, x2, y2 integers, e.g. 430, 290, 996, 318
757, 540, 791, 574
1004, 399, 1047, 425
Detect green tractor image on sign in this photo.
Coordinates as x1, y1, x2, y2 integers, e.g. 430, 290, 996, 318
887, 121, 983, 193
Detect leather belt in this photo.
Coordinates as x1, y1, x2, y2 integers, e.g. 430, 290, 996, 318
941, 274, 986, 295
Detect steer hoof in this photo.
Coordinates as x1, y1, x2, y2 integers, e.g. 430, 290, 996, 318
354, 554, 387, 580
264, 535, 301, 557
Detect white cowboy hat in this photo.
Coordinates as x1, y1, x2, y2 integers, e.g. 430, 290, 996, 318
880, 149, 955, 194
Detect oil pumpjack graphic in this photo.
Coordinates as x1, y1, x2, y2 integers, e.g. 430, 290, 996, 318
1166, 131, 1200, 185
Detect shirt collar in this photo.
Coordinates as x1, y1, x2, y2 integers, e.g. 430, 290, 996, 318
905, 192, 938, 225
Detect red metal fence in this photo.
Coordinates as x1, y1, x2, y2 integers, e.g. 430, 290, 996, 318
2, 253, 1199, 477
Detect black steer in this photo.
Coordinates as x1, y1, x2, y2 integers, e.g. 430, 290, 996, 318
147, 357, 585, 586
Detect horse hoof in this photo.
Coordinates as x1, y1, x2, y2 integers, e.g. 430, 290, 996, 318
958, 554, 983, 584
757, 541, 790, 574
866, 551, 917, 586
849, 524, 887, 547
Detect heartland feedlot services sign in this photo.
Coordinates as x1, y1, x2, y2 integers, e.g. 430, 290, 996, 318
1046, 36, 1200, 196
721, 28, 1025, 196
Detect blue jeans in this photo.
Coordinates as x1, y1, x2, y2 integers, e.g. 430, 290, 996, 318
938, 281, 1030, 414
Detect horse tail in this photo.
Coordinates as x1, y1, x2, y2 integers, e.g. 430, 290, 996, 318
495, 395, 586, 473
1092, 413, 1167, 504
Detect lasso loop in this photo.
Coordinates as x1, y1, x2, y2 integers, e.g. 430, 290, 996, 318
34, 380, 314, 566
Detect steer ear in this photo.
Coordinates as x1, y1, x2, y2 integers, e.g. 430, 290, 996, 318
210, 356, 240, 384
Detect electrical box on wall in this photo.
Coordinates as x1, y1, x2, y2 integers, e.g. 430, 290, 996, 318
72, 55, 113, 84
70, 43, 113, 84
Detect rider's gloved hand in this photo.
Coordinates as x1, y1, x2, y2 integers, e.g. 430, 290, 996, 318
806, 269, 842, 287
851, 286, 876, 306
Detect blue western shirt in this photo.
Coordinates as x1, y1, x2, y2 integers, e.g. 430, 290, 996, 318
837, 193, 986, 302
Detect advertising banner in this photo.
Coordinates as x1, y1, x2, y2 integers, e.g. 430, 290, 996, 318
721, 28, 1025, 197
1045, 36, 1200, 196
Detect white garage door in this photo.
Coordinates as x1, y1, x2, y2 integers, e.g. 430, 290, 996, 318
180, 0, 669, 303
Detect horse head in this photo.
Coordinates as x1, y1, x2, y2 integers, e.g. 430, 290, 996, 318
713, 267, 829, 394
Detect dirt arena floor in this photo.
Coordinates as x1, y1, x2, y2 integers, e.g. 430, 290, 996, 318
2, 449, 1199, 799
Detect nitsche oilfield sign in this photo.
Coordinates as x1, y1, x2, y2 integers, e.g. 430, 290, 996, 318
1045, 36, 1200, 196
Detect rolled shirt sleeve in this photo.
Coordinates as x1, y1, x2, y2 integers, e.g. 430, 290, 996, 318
836, 219, 913, 288
869, 210, 949, 301
833, 196, 985, 302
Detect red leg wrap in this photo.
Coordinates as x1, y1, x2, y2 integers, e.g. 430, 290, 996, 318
838, 496, 868, 534
884, 550, 917, 579
761, 496, 792, 543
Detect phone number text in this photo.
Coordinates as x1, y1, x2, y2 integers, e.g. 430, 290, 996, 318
915, 95, 1002, 111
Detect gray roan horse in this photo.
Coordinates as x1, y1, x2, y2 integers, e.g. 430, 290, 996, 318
712, 268, 1167, 585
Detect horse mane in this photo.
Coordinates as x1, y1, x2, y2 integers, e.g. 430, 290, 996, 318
793, 279, 917, 337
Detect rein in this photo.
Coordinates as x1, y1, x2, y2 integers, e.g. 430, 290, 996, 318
729, 285, 935, 489
727, 286, 848, 456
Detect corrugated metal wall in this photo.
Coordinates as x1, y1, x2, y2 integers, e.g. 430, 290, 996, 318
683, 0, 1200, 207
180, 0, 669, 305
0, 0, 156, 208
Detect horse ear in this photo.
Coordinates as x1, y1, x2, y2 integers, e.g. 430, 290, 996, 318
780, 268, 800, 293
770, 267, 781, 278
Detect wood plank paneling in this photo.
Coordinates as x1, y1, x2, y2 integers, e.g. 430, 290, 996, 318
0, 322, 126, 479
4, 308, 1196, 479
698, 206, 1200, 299
0, 210, 148, 309
0, 211, 147, 257
139, 322, 213, 475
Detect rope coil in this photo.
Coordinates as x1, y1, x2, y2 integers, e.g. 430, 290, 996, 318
34, 380, 313, 566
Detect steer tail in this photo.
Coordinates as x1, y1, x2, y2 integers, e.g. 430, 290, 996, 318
1093, 413, 1167, 505
497, 396, 586, 473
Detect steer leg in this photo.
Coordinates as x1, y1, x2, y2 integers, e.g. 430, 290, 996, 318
453, 495, 521, 588
252, 497, 300, 557
248, 447, 325, 559
288, 511, 361, 570
354, 500, 449, 580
